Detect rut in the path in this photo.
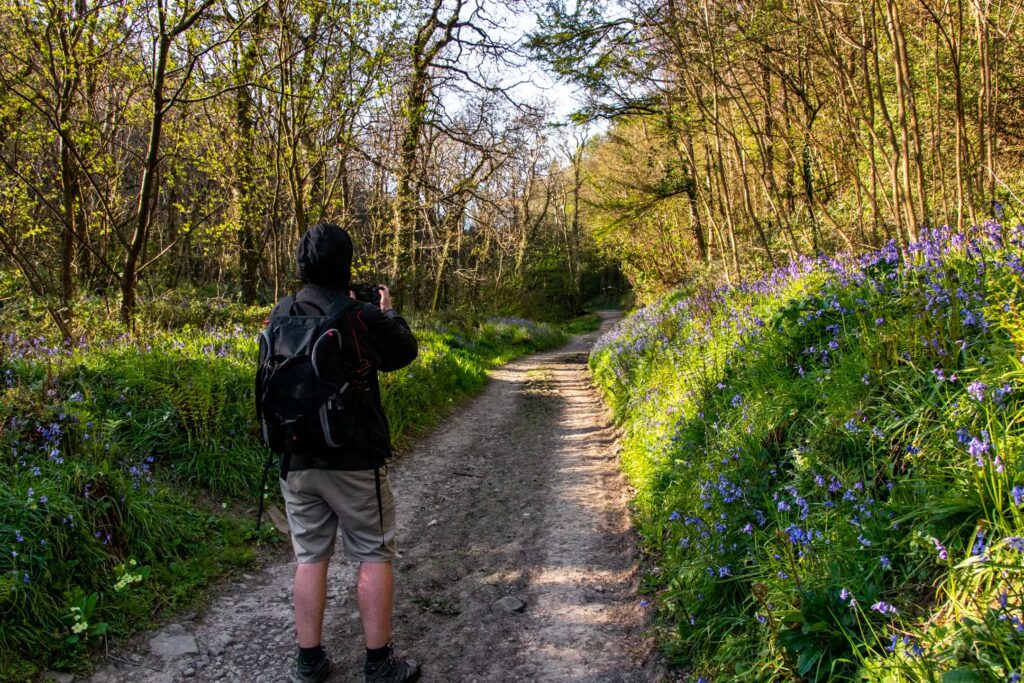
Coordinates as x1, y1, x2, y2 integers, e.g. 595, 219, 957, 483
86, 312, 662, 683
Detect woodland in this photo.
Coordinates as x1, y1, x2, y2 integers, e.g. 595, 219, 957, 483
4, 0, 1024, 680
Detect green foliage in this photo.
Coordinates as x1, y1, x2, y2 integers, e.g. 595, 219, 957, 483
0, 299, 565, 676
591, 227, 1024, 680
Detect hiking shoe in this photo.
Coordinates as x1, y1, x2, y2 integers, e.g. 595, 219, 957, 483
364, 644, 421, 683
291, 653, 333, 683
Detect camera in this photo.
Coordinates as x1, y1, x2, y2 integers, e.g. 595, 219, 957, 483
351, 282, 383, 306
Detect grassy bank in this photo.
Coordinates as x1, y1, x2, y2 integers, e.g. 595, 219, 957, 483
0, 304, 572, 680
591, 224, 1024, 681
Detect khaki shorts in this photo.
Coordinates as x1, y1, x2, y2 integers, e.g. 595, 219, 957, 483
279, 468, 397, 564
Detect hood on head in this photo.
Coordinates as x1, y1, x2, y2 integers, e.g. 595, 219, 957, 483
296, 223, 352, 289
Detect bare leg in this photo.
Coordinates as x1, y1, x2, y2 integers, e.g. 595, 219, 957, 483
357, 561, 393, 649
294, 560, 330, 648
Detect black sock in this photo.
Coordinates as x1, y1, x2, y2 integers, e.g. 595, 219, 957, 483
366, 643, 391, 664
298, 644, 325, 666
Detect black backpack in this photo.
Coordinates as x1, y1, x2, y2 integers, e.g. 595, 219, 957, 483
255, 295, 361, 475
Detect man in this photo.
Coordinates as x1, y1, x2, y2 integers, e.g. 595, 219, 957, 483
271, 223, 421, 683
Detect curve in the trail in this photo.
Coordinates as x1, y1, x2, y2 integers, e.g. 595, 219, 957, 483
87, 311, 662, 683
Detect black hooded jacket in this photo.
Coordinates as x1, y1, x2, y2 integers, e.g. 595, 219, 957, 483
268, 224, 417, 472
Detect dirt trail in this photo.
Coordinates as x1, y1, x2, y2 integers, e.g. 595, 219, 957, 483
86, 311, 661, 683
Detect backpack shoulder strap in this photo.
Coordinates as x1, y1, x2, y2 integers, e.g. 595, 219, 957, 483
322, 296, 361, 323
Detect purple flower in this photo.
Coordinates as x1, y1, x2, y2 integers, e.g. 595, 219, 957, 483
1012, 485, 1024, 507
968, 381, 988, 401
933, 538, 948, 560
880, 556, 891, 570
972, 530, 987, 557
871, 601, 898, 616
969, 431, 991, 466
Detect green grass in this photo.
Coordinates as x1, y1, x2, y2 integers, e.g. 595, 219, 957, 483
591, 227, 1024, 681
0, 302, 568, 679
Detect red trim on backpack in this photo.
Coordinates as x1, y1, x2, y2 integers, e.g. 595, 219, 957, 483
347, 312, 364, 362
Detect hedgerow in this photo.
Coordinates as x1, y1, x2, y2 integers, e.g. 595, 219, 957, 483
591, 223, 1024, 681
0, 305, 569, 680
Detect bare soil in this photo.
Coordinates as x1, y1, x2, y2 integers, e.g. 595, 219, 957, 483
85, 311, 662, 683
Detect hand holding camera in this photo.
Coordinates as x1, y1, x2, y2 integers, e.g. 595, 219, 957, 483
350, 283, 393, 312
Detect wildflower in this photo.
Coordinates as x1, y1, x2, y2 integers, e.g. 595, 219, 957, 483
639, 599, 650, 607
933, 538, 948, 560
905, 445, 920, 455
755, 613, 767, 624
999, 592, 1009, 609
15, 531, 24, 543
1006, 537, 1024, 553
730, 394, 743, 408
669, 511, 680, 522
777, 571, 788, 580
871, 601, 898, 616
969, 431, 991, 466
972, 530, 988, 557
1012, 485, 1024, 507
880, 556, 891, 570
967, 381, 988, 401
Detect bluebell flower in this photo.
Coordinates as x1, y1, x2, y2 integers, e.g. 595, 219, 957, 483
871, 601, 898, 615
1012, 486, 1024, 507
968, 381, 988, 401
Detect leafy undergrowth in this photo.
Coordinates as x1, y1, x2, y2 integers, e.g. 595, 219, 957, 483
591, 224, 1024, 682
0, 303, 569, 680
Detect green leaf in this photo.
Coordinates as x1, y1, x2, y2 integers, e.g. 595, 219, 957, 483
942, 670, 984, 683
797, 649, 822, 676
